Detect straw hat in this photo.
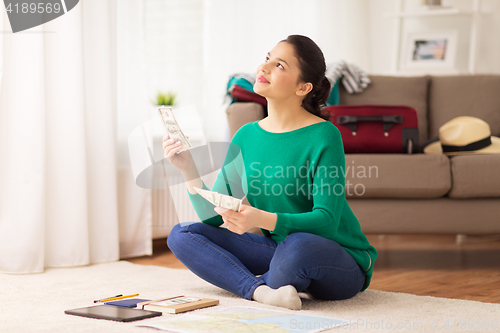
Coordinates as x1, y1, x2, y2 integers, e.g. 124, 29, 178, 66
424, 116, 500, 155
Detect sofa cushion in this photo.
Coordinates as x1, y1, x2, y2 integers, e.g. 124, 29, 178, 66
348, 198, 500, 234
447, 154, 500, 198
339, 75, 430, 142
226, 102, 265, 140
429, 75, 500, 139
344, 154, 451, 199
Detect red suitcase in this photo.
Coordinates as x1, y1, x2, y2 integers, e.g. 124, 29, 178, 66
323, 105, 419, 154
229, 84, 268, 106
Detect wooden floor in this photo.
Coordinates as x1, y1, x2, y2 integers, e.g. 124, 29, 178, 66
127, 234, 500, 304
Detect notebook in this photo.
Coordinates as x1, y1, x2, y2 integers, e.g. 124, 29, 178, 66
104, 298, 151, 308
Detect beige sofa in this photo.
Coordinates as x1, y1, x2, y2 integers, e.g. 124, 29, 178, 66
226, 75, 500, 235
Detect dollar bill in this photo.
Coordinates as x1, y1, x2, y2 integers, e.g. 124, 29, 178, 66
158, 106, 192, 154
194, 187, 215, 205
194, 187, 217, 205
220, 195, 242, 212
194, 187, 242, 212
211, 192, 221, 207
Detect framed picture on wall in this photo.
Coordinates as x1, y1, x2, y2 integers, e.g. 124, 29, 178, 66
400, 30, 458, 70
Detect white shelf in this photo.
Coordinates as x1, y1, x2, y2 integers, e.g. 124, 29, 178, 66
387, 0, 486, 75
385, 9, 472, 18
397, 68, 462, 76
385, 9, 490, 18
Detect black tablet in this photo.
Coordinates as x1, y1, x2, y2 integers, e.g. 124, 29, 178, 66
65, 304, 162, 322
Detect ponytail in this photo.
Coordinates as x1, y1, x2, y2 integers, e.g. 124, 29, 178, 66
302, 77, 331, 119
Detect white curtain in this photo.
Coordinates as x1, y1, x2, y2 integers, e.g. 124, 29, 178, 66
115, 0, 152, 258
0, 1, 121, 273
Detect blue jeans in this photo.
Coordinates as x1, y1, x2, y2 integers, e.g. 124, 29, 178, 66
167, 222, 365, 300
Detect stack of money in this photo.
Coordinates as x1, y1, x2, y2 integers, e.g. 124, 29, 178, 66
158, 106, 192, 154
194, 187, 242, 212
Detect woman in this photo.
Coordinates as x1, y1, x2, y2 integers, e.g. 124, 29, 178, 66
164, 35, 377, 310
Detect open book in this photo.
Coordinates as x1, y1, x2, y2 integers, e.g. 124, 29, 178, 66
137, 296, 219, 314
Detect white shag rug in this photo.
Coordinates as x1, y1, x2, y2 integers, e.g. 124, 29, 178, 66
1, 261, 499, 333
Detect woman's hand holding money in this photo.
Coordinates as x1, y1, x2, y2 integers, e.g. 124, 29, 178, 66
214, 205, 277, 235
162, 135, 194, 171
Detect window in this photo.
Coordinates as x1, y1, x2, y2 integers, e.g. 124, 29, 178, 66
143, 0, 204, 109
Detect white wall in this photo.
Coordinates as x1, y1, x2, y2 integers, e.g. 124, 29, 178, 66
200, 0, 372, 141
140, 0, 500, 142
368, 0, 400, 74
144, 0, 204, 111
477, 0, 500, 73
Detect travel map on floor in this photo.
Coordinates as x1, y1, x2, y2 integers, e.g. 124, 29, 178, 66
138, 306, 348, 333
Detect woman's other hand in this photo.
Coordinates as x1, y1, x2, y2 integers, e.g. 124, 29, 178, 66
214, 204, 277, 235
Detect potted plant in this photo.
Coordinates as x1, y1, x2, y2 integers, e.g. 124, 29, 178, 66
153, 91, 177, 107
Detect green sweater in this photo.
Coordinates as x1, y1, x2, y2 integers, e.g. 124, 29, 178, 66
188, 120, 377, 291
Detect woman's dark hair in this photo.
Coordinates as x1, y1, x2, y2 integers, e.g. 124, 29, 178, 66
281, 35, 330, 119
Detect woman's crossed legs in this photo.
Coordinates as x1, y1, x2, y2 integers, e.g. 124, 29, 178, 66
167, 222, 365, 309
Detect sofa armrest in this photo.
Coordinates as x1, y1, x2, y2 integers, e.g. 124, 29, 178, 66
226, 102, 266, 140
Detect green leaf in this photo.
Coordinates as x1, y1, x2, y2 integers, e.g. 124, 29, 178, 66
154, 91, 177, 106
